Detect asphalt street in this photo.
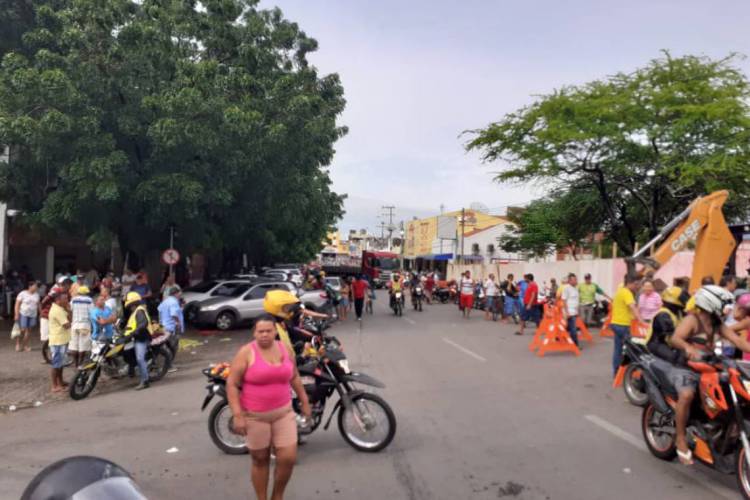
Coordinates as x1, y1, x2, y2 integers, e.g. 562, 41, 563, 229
0, 292, 742, 499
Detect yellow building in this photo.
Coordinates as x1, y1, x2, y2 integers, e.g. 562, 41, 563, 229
404, 210, 510, 263
322, 231, 349, 254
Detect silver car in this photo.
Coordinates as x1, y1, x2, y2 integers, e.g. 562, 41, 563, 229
182, 280, 252, 323
195, 282, 328, 330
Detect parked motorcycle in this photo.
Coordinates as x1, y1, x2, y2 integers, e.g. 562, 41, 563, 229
69, 329, 171, 400
434, 286, 451, 304
203, 322, 397, 454
639, 350, 750, 498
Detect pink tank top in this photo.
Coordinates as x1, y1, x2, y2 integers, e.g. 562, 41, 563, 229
240, 341, 294, 412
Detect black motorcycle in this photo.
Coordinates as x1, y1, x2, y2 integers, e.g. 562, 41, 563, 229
390, 290, 404, 316
412, 285, 424, 311
203, 322, 397, 454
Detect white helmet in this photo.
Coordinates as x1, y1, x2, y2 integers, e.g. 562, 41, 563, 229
693, 285, 734, 317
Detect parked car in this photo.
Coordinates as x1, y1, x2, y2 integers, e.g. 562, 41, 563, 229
277, 268, 303, 287
325, 277, 343, 293
195, 282, 328, 331
182, 280, 253, 324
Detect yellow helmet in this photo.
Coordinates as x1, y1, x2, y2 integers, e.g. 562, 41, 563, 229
263, 289, 300, 320
661, 286, 684, 307
320, 271, 326, 277
124, 291, 142, 308
77, 285, 90, 295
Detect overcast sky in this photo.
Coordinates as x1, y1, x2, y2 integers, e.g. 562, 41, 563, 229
262, 0, 750, 233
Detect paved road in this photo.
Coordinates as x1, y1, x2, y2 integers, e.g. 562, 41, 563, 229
0, 292, 742, 499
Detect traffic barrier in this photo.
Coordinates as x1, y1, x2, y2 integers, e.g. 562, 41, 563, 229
529, 303, 555, 352
630, 320, 649, 339
576, 317, 594, 344
532, 301, 581, 357
600, 309, 614, 337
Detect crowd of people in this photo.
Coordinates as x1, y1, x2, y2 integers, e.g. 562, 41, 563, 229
10, 268, 185, 393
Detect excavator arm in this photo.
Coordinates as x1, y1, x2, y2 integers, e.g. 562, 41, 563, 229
626, 190, 736, 293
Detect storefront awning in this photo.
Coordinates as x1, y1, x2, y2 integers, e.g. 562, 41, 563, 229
416, 253, 454, 261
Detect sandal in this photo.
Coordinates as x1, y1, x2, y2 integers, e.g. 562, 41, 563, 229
677, 448, 694, 466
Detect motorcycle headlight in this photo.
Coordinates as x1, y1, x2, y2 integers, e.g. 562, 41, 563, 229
212, 384, 221, 393
338, 359, 351, 374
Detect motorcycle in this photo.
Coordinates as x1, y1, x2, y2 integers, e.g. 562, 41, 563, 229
203, 322, 397, 454
434, 285, 451, 304
390, 291, 403, 316
412, 285, 423, 311
69, 327, 171, 400
640, 350, 750, 498
613, 338, 650, 407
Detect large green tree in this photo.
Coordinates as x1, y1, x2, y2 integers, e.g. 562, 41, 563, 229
467, 52, 750, 254
0, 0, 346, 265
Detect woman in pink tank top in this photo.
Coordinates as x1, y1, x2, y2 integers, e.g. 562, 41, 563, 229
227, 315, 311, 500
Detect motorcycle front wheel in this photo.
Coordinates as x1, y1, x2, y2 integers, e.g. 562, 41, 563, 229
69, 366, 101, 400
735, 445, 750, 500
623, 364, 649, 407
338, 392, 396, 452
641, 403, 677, 460
208, 400, 248, 455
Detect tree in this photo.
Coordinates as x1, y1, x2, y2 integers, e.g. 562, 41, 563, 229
499, 188, 606, 259
0, 0, 346, 266
467, 52, 750, 254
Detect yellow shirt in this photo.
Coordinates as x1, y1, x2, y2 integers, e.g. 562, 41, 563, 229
611, 286, 636, 326
556, 283, 568, 299
48, 303, 71, 346
685, 295, 696, 312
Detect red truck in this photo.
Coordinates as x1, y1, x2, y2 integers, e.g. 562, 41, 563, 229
319, 250, 400, 288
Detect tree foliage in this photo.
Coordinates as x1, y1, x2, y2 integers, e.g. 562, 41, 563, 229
499, 187, 606, 259
0, 0, 346, 265
468, 52, 750, 254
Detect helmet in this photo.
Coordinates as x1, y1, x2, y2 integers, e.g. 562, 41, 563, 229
661, 286, 685, 307
77, 285, 90, 296
693, 285, 733, 317
124, 291, 142, 308
319, 271, 326, 277
737, 293, 750, 311
263, 289, 300, 320
21, 456, 147, 500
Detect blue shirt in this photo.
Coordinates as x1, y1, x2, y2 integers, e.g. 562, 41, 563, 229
518, 280, 528, 300
158, 296, 184, 333
90, 306, 114, 341
130, 283, 151, 297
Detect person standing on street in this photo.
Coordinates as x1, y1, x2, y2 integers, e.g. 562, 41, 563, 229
158, 287, 184, 372
14, 280, 40, 352
578, 273, 610, 327
90, 294, 116, 343
69, 286, 94, 369
501, 274, 519, 322
338, 278, 350, 321
48, 292, 71, 392
549, 278, 559, 300
610, 275, 643, 375
459, 271, 475, 319
123, 292, 152, 390
484, 274, 500, 321
637, 279, 662, 323
516, 274, 539, 335
561, 273, 580, 346
425, 272, 435, 304
351, 275, 368, 321
226, 315, 311, 500
121, 269, 136, 296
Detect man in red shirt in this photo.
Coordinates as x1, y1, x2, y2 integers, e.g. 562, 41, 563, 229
351, 275, 369, 321
516, 273, 540, 336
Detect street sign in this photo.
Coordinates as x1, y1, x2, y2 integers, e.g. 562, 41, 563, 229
162, 248, 180, 266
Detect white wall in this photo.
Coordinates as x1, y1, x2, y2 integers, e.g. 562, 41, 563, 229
461, 223, 523, 262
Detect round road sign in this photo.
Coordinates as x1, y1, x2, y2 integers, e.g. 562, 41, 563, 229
162, 248, 180, 266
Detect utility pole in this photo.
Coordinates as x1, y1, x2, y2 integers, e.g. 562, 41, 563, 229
460, 207, 465, 265
382, 205, 396, 252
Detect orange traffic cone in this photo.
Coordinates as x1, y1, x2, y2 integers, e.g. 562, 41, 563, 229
630, 320, 649, 339
536, 303, 581, 357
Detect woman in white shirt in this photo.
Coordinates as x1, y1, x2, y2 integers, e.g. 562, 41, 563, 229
14, 281, 40, 352
484, 274, 500, 321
